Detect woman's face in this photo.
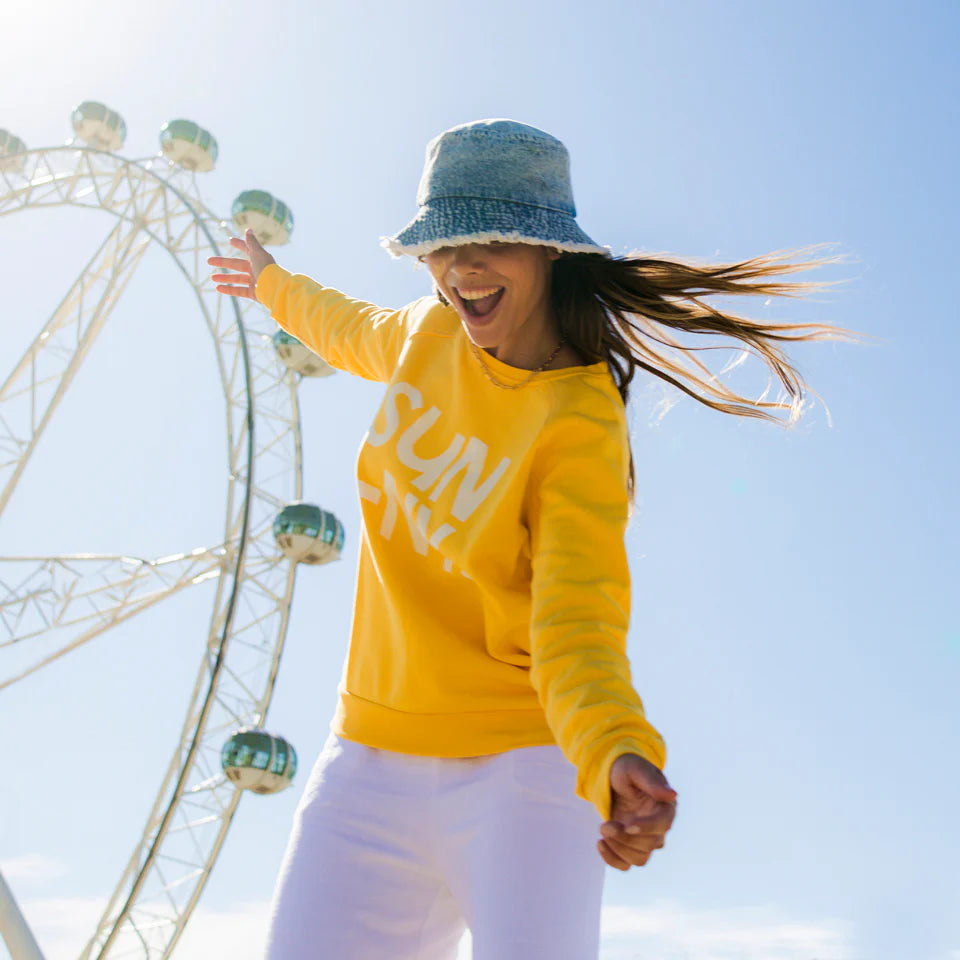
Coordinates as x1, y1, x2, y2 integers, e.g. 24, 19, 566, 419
422, 242, 560, 352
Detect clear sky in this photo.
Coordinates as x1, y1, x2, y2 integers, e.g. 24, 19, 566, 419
1, 1, 957, 959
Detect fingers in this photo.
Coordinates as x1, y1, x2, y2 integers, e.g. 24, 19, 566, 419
599, 821, 666, 870
208, 244, 255, 300
621, 803, 676, 836
213, 283, 255, 300
210, 272, 253, 287
597, 838, 631, 871
208, 256, 253, 273
207, 236, 254, 268
210, 274, 252, 288
208, 234, 275, 295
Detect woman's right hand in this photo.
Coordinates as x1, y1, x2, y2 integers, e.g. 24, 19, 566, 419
207, 228, 277, 301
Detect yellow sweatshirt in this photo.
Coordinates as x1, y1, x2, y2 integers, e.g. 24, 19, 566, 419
255, 263, 667, 822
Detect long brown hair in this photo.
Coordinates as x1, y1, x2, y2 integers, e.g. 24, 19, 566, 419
548, 242, 869, 504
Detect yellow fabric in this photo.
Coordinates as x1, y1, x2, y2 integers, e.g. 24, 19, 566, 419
256, 262, 667, 822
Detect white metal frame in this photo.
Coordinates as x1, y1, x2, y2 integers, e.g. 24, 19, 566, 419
0, 143, 305, 960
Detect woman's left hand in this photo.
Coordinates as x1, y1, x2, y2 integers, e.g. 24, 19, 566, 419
598, 753, 677, 871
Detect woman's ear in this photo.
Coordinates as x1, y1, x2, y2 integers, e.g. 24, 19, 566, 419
546, 247, 562, 261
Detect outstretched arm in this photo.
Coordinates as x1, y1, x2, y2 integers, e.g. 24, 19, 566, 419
209, 228, 417, 383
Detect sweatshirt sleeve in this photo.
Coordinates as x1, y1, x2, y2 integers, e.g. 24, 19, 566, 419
255, 263, 417, 383
526, 389, 667, 823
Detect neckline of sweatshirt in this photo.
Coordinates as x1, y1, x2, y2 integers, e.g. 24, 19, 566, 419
463, 332, 608, 385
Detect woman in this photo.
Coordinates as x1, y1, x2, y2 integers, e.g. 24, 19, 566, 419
208, 118, 856, 960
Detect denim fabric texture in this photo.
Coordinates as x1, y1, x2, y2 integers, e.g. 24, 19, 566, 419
381, 118, 609, 259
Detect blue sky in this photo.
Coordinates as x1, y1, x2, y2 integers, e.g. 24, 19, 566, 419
1, 1, 957, 959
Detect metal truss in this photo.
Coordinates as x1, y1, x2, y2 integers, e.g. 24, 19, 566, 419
0, 144, 306, 960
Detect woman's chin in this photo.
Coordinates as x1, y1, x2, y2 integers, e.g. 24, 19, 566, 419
466, 327, 499, 356
461, 318, 501, 350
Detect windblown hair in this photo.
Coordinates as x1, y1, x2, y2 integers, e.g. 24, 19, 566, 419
430, 242, 867, 506
547, 243, 866, 504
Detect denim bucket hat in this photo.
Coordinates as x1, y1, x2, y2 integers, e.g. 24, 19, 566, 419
381, 118, 609, 259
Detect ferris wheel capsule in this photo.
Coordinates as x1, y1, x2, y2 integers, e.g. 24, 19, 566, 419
159, 119, 218, 172
272, 329, 335, 378
232, 190, 294, 246
1, 105, 317, 959
221, 727, 297, 795
70, 101, 126, 151
0, 130, 27, 174
273, 502, 345, 565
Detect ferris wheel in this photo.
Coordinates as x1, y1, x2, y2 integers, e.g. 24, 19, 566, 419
0, 101, 345, 960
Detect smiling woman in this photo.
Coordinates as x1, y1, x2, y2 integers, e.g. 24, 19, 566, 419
205, 116, 862, 960
421, 241, 564, 367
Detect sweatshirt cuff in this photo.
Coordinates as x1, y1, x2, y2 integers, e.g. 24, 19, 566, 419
584, 732, 667, 823
255, 262, 289, 310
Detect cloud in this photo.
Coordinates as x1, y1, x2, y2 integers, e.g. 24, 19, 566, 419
2, 875, 853, 960
3, 896, 108, 960
0, 857, 68, 885
4, 894, 271, 960
599, 899, 855, 960
174, 901, 271, 960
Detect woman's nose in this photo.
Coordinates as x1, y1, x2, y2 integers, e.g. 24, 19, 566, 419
451, 244, 487, 268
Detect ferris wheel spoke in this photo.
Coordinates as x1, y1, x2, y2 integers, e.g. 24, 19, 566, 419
233, 564, 289, 625
248, 426, 298, 471
0, 216, 153, 517
152, 859, 205, 895
140, 865, 181, 916
213, 689, 259, 727
3, 136, 318, 960
225, 615, 283, 652
172, 812, 215, 859
180, 772, 230, 806
165, 814, 220, 837
0, 550, 226, 690
197, 713, 250, 744
0, 151, 83, 209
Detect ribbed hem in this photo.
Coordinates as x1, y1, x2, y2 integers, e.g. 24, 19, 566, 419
332, 687, 558, 757
330, 687, 665, 822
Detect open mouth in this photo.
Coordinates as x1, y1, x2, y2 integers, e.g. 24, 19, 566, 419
455, 286, 505, 318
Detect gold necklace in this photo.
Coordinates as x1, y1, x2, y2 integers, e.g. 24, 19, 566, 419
468, 336, 566, 390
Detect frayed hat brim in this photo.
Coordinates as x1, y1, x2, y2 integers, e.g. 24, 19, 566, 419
381, 197, 609, 260
381, 230, 610, 259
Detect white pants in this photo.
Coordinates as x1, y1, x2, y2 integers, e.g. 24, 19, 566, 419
264, 731, 606, 960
